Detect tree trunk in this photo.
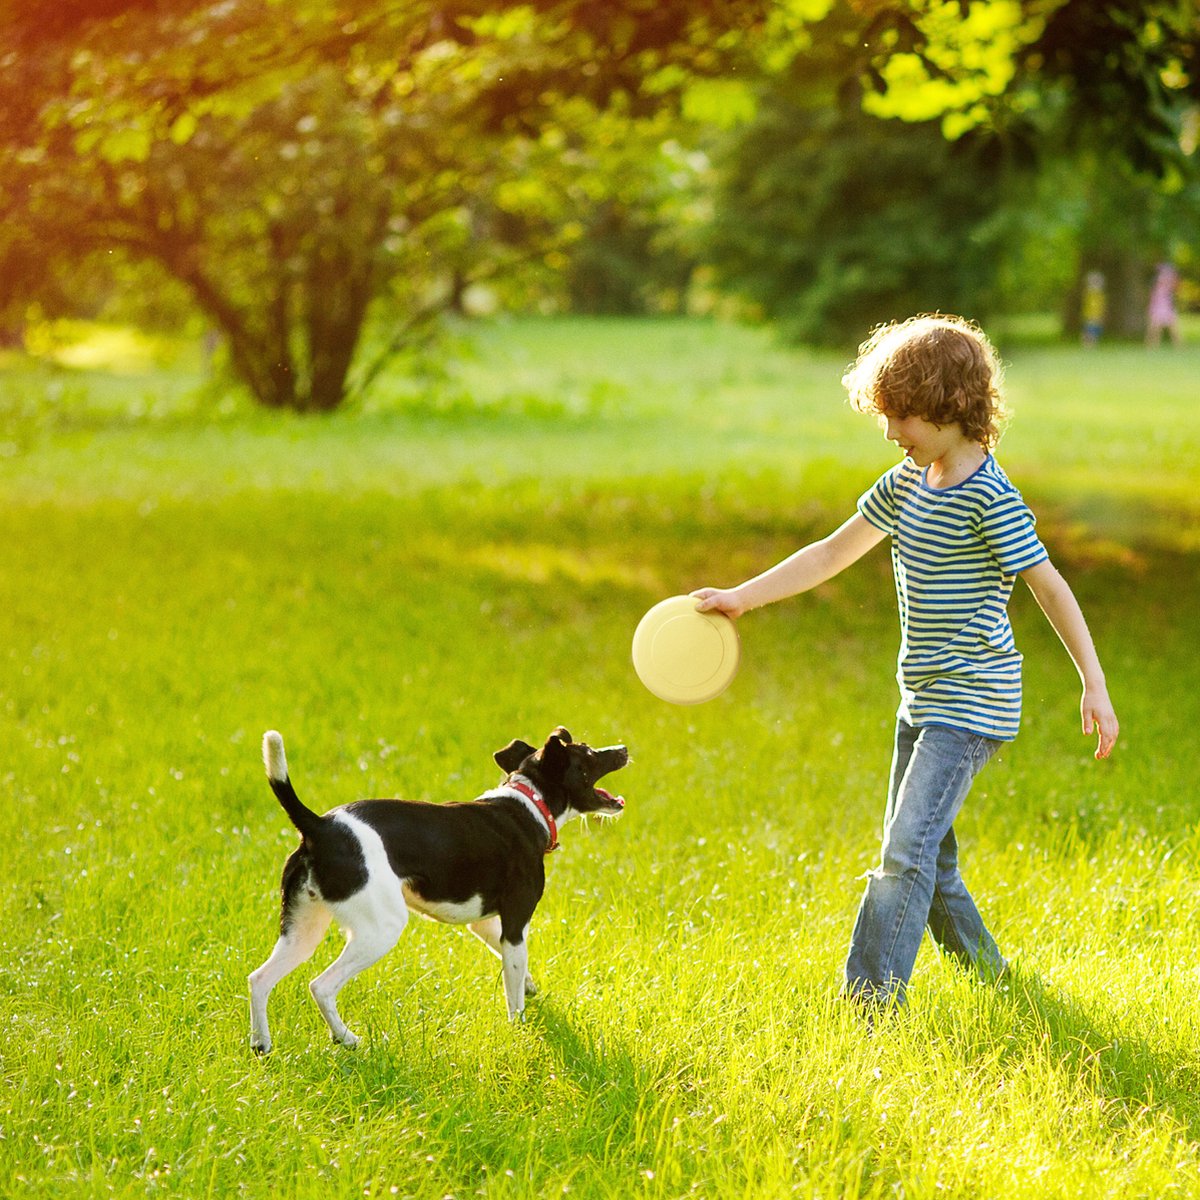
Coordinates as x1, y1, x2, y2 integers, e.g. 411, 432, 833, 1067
301, 247, 376, 411
1062, 248, 1149, 342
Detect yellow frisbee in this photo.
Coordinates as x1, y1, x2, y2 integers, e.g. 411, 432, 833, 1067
632, 595, 741, 705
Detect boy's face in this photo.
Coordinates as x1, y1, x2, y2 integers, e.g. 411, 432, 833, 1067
882, 412, 972, 469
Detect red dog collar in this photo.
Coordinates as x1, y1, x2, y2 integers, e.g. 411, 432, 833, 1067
507, 778, 559, 853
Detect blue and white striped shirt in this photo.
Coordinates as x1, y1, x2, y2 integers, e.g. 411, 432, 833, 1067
857, 455, 1048, 741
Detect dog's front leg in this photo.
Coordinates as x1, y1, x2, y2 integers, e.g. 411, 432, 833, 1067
470, 917, 538, 999
499, 933, 531, 1020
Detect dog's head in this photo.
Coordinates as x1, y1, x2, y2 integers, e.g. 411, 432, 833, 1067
494, 726, 628, 820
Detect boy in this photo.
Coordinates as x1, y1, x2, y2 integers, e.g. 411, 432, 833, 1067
692, 315, 1119, 1011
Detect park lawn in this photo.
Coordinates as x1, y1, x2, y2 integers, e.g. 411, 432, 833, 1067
2, 317, 1200, 1199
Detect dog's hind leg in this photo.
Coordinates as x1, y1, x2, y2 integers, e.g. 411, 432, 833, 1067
309, 887, 408, 1048
248, 897, 332, 1055
469, 917, 538, 999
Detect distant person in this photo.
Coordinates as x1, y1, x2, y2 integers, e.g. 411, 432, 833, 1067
692, 314, 1119, 1020
202, 327, 222, 370
1146, 262, 1181, 348
1081, 271, 1106, 348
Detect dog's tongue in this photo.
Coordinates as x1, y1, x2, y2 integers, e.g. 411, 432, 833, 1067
595, 786, 625, 808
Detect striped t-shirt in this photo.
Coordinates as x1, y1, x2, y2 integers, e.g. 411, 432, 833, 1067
857, 455, 1048, 741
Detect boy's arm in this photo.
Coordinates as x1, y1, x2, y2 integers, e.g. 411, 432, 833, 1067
693, 513, 886, 620
1020, 558, 1119, 760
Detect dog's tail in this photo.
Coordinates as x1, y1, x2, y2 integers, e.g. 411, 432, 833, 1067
262, 731, 324, 840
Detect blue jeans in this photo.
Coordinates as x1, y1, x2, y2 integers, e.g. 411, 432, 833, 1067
843, 720, 1006, 1005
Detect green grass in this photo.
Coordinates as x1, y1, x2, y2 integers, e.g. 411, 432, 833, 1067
2, 317, 1200, 1199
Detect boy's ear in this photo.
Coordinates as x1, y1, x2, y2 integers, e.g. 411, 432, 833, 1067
494, 739, 535, 774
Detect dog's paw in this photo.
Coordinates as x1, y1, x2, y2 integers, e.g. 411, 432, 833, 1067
524, 977, 539, 998
333, 1029, 361, 1049
249, 1037, 272, 1056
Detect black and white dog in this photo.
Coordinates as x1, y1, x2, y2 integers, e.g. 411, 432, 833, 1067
248, 727, 628, 1053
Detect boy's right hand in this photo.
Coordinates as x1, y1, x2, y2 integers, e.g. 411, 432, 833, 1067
691, 587, 749, 620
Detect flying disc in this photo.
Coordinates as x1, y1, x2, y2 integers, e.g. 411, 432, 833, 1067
632, 595, 740, 705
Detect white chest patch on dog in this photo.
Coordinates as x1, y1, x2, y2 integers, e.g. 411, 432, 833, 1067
401, 886, 489, 925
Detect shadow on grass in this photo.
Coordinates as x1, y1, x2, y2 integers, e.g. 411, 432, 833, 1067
530, 1001, 677, 1133
253, 999, 684, 1175
1000, 971, 1200, 1140
527, 1000, 723, 1178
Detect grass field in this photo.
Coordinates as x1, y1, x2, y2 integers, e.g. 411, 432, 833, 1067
2, 317, 1200, 1199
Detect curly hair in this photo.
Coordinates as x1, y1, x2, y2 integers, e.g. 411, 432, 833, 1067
842, 315, 1009, 449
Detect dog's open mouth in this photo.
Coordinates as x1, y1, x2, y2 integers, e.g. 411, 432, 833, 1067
593, 786, 625, 814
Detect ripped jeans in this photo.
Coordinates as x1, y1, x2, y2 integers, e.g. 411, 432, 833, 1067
843, 720, 1006, 1006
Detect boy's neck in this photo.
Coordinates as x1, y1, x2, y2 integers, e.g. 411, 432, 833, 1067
926, 441, 987, 490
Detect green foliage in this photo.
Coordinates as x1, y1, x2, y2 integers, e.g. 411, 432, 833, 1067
1, 318, 1200, 1197
846, 0, 1200, 182
0, 0, 774, 410
3, 0, 569, 410
989, 137, 1200, 340
561, 131, 709, 316
1020, 0, 1200, 181
697, 0, 1200, 344
4, 0, 1197, 379
859, 0, 1027, 131
707, 80, 1008, 345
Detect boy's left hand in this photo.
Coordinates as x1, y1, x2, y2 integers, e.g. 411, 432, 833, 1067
1082, 684, 1119, 759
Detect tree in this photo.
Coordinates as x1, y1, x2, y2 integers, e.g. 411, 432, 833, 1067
0, 0, 770, 410
709, 96, 1007, 345
5, 0, 1195, 382
852, 1, 1199, 180
853, 1, 1200, 336
703, 0, 1199, 343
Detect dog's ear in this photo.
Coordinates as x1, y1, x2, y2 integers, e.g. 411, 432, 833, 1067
538, 729, 570, 776
494, 739, 535, 774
